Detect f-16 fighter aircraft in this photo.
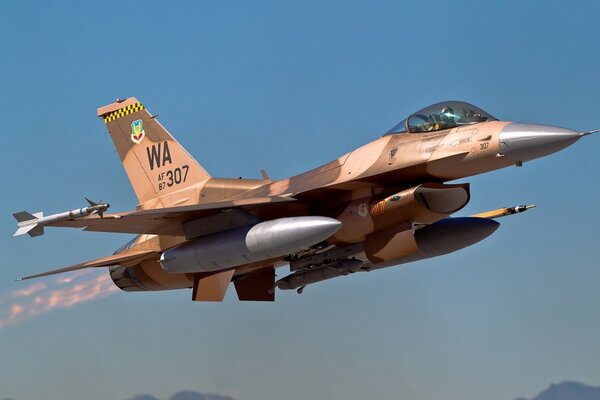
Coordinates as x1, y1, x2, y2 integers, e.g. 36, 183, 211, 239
13, 98, 598, 301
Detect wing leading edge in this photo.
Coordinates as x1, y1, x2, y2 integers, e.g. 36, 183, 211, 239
45, 196, 297, 236
18, 250, 158, 281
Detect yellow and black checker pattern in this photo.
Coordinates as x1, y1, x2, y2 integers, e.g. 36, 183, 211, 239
103, 102, 145, 124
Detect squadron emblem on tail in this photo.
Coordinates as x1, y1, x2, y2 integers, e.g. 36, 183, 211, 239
131, 119, 145, 144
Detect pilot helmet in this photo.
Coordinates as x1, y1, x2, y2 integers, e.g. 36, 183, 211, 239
440, 106, 455, 122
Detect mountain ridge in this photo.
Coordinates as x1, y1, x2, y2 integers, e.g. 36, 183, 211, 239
126, 391, 236, 400
516, 381, 600, 400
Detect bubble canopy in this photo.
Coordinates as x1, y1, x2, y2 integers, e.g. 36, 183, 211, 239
384, 101, 497, 135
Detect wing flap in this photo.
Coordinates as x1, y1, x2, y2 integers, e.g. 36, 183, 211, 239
18, 250, 158, 281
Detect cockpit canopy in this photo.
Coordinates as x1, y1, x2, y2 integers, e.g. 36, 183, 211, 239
385, 101, 497, 135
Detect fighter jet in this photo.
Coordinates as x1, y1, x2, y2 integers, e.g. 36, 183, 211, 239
12, 98, 597, 301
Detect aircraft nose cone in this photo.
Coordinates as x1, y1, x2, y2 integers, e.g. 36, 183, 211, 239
499, 123, 581, 163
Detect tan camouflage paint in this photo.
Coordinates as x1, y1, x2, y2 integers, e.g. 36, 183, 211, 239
35, 98, 522, 301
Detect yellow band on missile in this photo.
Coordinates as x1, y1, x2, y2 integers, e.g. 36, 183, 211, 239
470, 205, 535, 219
470, 208, 509, 219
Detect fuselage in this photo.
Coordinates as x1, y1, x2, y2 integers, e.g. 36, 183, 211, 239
114, 113, 584, 292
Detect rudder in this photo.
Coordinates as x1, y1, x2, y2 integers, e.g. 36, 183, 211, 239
97, 97, 211, 204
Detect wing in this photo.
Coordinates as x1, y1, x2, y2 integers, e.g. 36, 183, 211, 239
18, 250, 158, 280
46, 196, 299, 236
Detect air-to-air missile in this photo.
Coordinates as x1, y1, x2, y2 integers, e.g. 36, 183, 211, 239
470, 204, 536, 219
13, 199, 109, 237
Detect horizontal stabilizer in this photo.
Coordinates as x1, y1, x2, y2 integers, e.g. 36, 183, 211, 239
18, 250, 158, 281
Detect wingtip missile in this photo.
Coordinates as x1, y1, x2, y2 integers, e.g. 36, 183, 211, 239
12, 198, 109, 237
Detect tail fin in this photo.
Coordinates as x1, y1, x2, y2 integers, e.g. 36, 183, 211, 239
97, 97, 211, 204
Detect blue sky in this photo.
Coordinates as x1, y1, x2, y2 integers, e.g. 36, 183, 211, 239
1, 1, 599, 400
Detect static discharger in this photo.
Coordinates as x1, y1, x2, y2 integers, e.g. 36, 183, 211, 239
13, 199, 109, 237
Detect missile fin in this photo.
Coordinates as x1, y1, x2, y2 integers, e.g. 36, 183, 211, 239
13, 211, 37, 222
14, 224, 35, 236
28, 225, 45, 237
13, 223, 43, 237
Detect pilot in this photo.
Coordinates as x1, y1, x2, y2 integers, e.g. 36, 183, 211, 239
440, 106, 456, 129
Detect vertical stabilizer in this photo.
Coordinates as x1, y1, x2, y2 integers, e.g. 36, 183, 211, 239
97, 98, 211, 204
